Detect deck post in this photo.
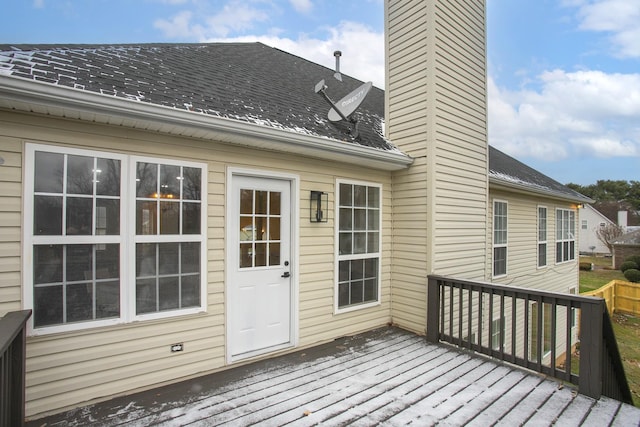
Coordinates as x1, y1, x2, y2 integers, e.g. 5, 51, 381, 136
426, 276, 440, 343
579, 300, 603, 400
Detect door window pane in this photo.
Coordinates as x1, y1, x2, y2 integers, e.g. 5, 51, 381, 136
238, 188, 282, 269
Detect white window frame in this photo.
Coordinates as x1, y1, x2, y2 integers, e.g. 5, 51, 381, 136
23, 143, 207, 335
556, 208, 576, 264
538, 206, 547, 268
569, 286, 578, 329
129, 155, 208, 322
492, 200, 508, 278
334, 179, 382, 314
581, 220, 588, 230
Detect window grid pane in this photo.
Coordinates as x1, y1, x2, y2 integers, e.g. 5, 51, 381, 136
33, 244, 120, 327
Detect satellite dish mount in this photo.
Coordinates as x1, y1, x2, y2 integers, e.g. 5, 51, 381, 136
314, 79, 373, 138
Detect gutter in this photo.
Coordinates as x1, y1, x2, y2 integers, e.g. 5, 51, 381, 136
0, 76, 413, 171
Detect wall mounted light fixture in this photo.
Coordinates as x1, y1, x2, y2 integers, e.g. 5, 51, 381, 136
310, 191, 328, 223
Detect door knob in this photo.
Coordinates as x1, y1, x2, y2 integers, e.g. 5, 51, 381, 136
281, 271, 290, 278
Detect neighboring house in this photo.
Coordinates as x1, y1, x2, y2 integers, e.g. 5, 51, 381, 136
579, 204, 615, 255
0, 0, 590, 420
611, 229, 640, 269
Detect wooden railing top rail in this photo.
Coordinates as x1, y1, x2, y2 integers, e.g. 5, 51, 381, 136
0, 310, 31, 355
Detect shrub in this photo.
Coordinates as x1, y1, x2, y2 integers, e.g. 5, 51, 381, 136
624, 255, 640, 267
620, 261, 639, 273
579, 262, 593, 271
624, 268, 640, 283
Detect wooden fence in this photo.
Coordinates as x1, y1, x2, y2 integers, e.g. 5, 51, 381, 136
584, 280, 640, 316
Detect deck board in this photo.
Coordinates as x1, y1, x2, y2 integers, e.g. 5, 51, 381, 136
26, 327, 640, 427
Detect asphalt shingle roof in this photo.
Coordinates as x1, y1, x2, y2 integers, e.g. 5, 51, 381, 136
0, 42, 391, 151
489, 145, 591, 202
0, 42, 588, 201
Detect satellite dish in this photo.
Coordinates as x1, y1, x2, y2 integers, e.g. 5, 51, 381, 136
327, 81, 372, 122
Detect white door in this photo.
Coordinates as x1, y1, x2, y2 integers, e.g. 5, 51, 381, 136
228, 175, 292, 358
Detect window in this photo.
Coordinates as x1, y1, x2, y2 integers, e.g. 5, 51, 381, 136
493, 200, 507, 277
491, 318, 504, 351
25, 144, 206, 334
556, 208, 576, 263
538, 207, 547, 268
530, 302, 552, 361
569, 287, 577, 329
134, 161, 204, 315
581, 220, 588, 230
336, 181, 381, 311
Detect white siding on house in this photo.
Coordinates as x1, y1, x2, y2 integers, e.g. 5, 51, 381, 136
386, 0, 488, 334
0, 110, 393, 418
0, 137, 21, 315
487, 190, 579, 294
579, 205, 613, 255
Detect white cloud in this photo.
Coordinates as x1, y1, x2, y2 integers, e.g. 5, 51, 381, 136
33, 0, 44, 8
155, 1, 271, 39
204, 21, 385, 88
154, 10, 203, 39
204, 2, 270, 37
289, 0, 313, 14
488, 70, 640, 161
570, 0, 640, 58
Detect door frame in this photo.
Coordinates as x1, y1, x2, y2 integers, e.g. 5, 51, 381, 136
225, 167, 300, 363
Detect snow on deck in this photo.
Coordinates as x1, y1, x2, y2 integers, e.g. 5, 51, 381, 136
27, 327, 640, 426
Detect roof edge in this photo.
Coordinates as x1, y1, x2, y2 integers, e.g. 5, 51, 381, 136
0, 76, 413, 171
489, 176, 594, 204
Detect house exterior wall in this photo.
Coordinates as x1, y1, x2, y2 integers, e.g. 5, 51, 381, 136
579, 205, 613, 255
0, 110, 394, 418
487, 189, 580, 293
386, 0, 488, 334
487, 189, 580, 363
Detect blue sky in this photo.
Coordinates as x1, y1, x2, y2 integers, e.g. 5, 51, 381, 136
3, 0, 639, 186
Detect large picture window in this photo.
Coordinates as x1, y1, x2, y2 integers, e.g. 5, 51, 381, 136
336, 181, 381, 311
493, 200, 508, 277
25, 144, 206, 334
556, 208, 576, 263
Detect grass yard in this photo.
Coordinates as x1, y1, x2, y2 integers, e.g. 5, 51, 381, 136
611, 313, 640, 407
579, 256, 640, 406
579, 255, 626, 293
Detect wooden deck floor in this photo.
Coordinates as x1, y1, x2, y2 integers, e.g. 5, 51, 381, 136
28, 327, 640, 426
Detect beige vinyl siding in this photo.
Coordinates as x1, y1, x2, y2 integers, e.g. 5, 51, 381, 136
1, 110, 393, 418
488, 189, 580, 294
386, 0, 487, 334
0, 137, 22, 315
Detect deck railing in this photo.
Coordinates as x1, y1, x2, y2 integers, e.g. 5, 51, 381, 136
426, 275, 632, 404
0, 310, 31, 427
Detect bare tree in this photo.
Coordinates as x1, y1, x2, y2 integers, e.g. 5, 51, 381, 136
595, 223, 625, 253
